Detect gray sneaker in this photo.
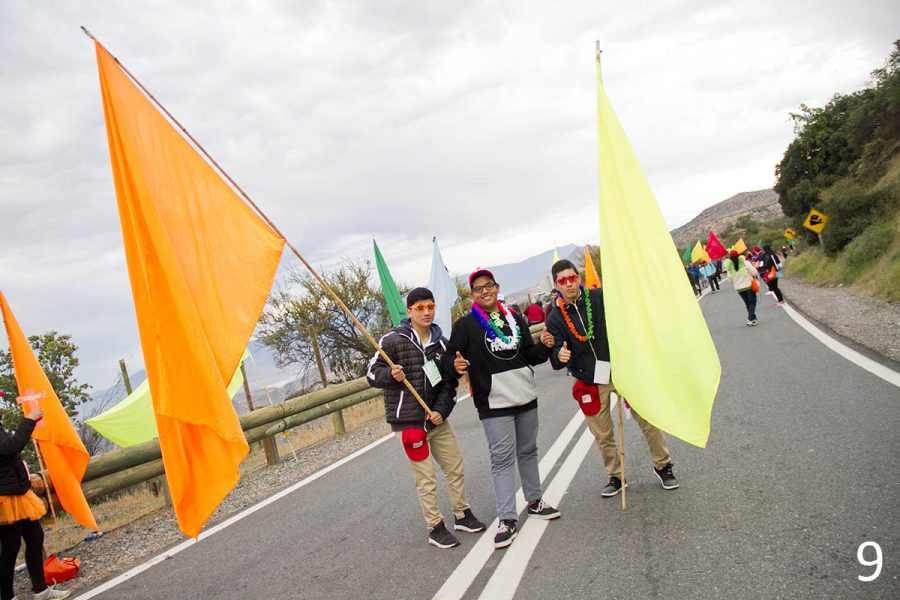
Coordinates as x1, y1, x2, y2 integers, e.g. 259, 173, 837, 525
34, 588, 72, 600
653, 463, 679, 490
601, 476, 627, 497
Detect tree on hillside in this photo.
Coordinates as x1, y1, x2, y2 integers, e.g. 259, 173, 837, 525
0, 331, 91, 432
257, 260, 393, 383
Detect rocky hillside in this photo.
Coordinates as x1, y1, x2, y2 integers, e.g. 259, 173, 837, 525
671, 189, 782, 248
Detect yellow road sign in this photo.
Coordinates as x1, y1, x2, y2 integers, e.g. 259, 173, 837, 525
803, 209, 828, 233
784, 228, 797, 240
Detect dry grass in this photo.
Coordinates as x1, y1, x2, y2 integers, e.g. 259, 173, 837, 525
39, 396, 387, 555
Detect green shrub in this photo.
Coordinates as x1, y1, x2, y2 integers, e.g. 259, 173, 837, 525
839, 221, 894, 279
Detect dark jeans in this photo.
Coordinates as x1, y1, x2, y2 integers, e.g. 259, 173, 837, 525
709, 274, 720, 291
766, 277, 784, 302
0, 519, 47, 600
738, 289, 757, 321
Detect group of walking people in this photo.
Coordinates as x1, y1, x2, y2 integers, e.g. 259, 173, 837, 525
368, 261, 679, 550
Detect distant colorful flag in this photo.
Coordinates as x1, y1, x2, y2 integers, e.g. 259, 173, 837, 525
427, 237, 458, 335
595, 56, 719, 448
681, 245, 692, 262
0, 291, 99, 532
705, 231, 727, 261
733, 237, 747, 254
94, 41, 285, 537
583, 246, 602, 289
553, 246, 561, 263
373, 239, 405, 327
690, 240, 711, 264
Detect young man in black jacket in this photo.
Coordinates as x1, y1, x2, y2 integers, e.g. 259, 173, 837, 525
444, 269, 560, 550
367, 287, 484, 549
545, 260, 678, 498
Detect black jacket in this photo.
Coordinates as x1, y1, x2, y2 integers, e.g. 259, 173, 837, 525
0, 418, 36, 496
545, 287, 611, 383
366, 319, 454, 431
443, 309, 550, 420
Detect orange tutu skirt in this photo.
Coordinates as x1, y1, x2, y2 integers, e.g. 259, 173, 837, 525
0, 491, 47, 525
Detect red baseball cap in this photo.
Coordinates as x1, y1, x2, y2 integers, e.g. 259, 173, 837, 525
469, 268, 495, 289
571, 380, 602, 416
729, 250, 739, 257
401, 427, 429, 461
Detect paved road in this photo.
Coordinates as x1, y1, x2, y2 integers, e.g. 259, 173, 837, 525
78, 286, 900, 599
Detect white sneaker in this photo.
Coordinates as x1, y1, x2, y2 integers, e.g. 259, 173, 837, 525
34, 587, 71, 600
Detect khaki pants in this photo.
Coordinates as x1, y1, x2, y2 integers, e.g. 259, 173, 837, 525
395, 421, 470, 530
583, 382, 671, 477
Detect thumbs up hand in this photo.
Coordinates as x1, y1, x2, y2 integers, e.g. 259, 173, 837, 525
558, 341, 571, 364
453, 351, 470, 375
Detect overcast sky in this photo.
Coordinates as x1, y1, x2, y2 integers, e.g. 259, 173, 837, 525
1, 0, 897, 390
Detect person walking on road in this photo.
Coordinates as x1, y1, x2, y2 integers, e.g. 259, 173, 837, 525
545, 259, 678, 499
524, 300, 545, 325
444, 269, 561, 550
367, 287, 485, 549
760, 245, 785, 306
0, 407, 72, 600
725, 249, 760, 326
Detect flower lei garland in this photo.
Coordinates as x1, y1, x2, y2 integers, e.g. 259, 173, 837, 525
557, 286, 594, 342
471, 301, 521, 350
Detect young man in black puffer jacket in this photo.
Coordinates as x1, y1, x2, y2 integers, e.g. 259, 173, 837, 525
367, 287, 484, 549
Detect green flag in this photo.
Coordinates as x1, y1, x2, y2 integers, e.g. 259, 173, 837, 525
374, 239, 405, 327
681, 245, 692, 262
596, 57, 720, 448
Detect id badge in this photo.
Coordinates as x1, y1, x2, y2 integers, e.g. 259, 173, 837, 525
593, 360, 611, 385
422, 360, 443, 386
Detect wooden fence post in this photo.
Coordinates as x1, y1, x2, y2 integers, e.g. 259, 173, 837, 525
242, 363, 280, 466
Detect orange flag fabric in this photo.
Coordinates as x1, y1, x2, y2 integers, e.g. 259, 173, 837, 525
0, 292, 99, 532
583, 246, 602, 289
94, 42, 285, 537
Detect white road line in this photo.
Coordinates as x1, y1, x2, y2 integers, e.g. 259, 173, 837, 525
782, 303, 900, 388
433, 410, 584, 600
73, 432, 395, 600
477, 429, 594, 600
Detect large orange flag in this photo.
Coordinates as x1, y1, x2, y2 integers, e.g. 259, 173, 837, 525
94, 42, 285, 537
0, 292, 99, 532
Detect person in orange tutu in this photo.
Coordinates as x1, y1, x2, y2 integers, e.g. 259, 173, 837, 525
0, 407, 71, 600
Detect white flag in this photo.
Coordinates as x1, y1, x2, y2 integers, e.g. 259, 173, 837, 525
427, 237, 458, 335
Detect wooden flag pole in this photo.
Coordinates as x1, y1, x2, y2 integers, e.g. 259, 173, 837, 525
80, 27, 435, 418
32, 441, 57, 524
617, 395, 627, 511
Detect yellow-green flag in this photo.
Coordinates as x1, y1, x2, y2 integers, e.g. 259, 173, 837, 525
552, 247, 561, 263
596, 57, 719, 447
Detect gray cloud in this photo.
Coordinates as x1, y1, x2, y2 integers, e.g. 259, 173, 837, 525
1, 0, 897, 388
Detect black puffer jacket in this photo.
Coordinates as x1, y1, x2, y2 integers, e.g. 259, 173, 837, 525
546, 287, 611, 383
0, 418, 37, 496
366, 319, 455, 431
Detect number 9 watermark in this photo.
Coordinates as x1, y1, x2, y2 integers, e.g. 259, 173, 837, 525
857, 542, 882, 582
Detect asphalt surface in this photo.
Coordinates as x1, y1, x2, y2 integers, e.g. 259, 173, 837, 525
79, 285, 900, 599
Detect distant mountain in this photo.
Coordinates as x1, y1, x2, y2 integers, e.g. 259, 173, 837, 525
483, 244, 581, 303
670, 189, 782, 249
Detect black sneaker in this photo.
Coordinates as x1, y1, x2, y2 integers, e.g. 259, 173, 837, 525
454, 508, 486, 533
526, 498, 561, 520
494, 519, 518, 549
601, 476, 627, 497
428, 522, 460, 549
653, 463, 679, 490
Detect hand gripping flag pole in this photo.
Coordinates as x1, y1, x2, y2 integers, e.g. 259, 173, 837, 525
80, 27, 434, 419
